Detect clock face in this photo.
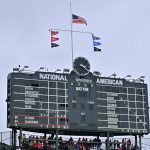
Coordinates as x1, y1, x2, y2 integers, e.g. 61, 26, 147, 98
73, 57, 90, 76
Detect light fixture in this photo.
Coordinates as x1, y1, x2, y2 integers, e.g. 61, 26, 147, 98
138, 76, 145, 83
93, 71, 101, 77
139, 78, 145, 83
123, 75, 131, 79
19, 66, 29, 73
63, 68, 70, 74
109, 72, 117, 78
13, 68, 19, 72
35, 67, 45, 72
54, 69, 61, 73
139, 76, 145, 79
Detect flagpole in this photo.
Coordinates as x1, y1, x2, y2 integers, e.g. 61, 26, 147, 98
70, 2, 74, 69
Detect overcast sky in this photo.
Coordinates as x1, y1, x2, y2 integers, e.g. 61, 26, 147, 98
0, 0, 150, 147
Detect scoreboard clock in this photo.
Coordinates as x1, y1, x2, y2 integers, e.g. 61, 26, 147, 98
73, 57, 90, 76
6, 57, 149, 136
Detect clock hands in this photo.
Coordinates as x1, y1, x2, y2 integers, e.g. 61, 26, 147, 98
80, 64, 89, 71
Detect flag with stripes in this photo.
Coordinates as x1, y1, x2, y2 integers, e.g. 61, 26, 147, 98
72, 14, 87, 25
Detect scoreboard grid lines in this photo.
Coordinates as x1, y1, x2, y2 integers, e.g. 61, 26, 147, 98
14, 77, 68, 83
96, 83, 147, 90
7, 72, 149, 135
13, 107, 69, 112
13, 100, 68, 106
96, 91, 146, 97
97, 105, 146, 109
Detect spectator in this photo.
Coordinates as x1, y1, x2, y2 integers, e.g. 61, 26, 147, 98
37, 141, 42, 150
127, 139, 131, 150
122, 138, 126, 150
116, 140, 120, 150
69, 136, 74, 143
109, 139, 112, 149
105, 139, 109, 150
113, 140, 117, 150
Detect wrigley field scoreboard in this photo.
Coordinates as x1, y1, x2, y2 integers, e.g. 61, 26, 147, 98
7, 57, 149, 135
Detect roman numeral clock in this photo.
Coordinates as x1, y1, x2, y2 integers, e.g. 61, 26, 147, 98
73, 57, 90, 76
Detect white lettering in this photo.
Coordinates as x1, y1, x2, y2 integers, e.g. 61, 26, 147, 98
25, 87, 33, 90
107, 93, 118, 96
75, 78, 92, 83
107, 111, 115, 114
108, 114, 117, 117
81, 112, 85, 115
25, 91, 38, 94
108, 121, 117, 125
25, 98, 35, 101
107, 107, 115, 111
76, 87, 89, 91
25, 116, 35, 119
107, 104, 117, 107
25, 101, 36, 105
107, 100, 116, 103
25, 105, 32, 108
96, 78, 123, 86
88, 101, 94, 104
39, 73, 67, 81
108, 125, 118, 128
25, 120, 38, 124
25, 94, 38, 98
107, 97, 114, 100
108, 118, 118, 121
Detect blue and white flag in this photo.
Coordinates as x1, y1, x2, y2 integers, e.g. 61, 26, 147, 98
92, 35, 100, 40
93, 41, 101, 46
92, 34, 102, 52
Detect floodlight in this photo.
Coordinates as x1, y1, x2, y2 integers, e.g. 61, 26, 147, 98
93, 71, 101, 77
54, 69, 61, 73
63, 68, 70, 74
19, 66, 29, 73
137, 76, 145, 83
13, 68, 19, 72
36, 67, 45, 72
109, 73, 117, 78
139, 76, 145, 79
123, 75, 131, 79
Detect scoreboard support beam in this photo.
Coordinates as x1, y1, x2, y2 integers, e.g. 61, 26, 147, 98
106, 132, 110, 150
44, 132, 47, 148
139, 134, 142, 150
44, 132, 46, 139
19, 128, 22, 148
11, 129, 13, 147
135, 135, 138, 149
12, 128, 17, 149
56, 129, 59, 150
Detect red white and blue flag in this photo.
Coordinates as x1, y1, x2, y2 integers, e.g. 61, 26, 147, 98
49, 30, 59, 48
51, 37, 59, 42
72, 14, 87, 25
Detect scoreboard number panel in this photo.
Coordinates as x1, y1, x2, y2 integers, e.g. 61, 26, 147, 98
7, 57, 149, 135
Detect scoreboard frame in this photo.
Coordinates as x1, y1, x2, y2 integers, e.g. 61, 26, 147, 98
6, 59, 149, 136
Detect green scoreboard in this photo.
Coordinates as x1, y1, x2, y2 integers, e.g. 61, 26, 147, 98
7, 57, 149, 135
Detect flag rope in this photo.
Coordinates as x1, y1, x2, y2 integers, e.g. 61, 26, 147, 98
49, 29, 92, 35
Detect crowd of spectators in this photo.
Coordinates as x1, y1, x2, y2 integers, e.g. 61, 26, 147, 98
20, 134, 139, 150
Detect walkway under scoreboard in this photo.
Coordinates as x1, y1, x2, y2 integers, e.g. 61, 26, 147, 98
7, 57, 149, 135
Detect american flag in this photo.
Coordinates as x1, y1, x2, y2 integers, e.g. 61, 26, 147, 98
72, 14, 87, 25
